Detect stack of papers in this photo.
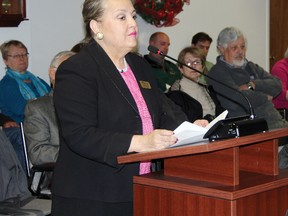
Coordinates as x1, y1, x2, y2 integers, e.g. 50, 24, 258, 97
171, 110, 228, 147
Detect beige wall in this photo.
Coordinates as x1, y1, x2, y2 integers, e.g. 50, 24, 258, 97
0, 0, 269, 82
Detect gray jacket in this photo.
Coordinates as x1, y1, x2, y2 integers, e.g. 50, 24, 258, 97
208, 56, 288, 130
24, 91, 59, 165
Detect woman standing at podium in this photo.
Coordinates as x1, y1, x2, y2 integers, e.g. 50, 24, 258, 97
51, 0, 207, 215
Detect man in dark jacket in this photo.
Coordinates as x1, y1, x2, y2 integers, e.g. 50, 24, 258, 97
144, 32, 182, 92
207, 26, 288, 168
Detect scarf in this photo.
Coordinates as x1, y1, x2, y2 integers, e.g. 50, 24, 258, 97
6, 68, 49, 100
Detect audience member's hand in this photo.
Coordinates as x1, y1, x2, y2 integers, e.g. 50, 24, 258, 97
239, 84, 247, 90
129, 129, 177, 153
239, 81, 255, 91
3, 121, 19, 128
193, 119, 208, 127
267, 95, 273, 101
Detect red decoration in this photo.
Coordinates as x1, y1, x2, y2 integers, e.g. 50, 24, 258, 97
134, 0, 190, 27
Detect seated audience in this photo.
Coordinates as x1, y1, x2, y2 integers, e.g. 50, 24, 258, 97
0, 40, 51, 123
271, 47, 288, 114
0, 113, 26, 172
144, 32, 182, 92
168, 47, 223, 122
207, 26, 288, 168
24, 51, 75, 165
191, 32, 214, 84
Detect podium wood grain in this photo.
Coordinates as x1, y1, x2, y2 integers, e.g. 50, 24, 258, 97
118, 128, 288, 216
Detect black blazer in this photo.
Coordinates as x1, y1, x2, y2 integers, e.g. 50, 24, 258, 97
52, 40, 184, 202
166, 85, 224, 123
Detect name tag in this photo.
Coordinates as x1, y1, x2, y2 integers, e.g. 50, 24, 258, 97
140, 81, 151, 89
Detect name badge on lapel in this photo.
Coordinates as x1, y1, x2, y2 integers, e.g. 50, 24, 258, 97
140, 81, 151, 89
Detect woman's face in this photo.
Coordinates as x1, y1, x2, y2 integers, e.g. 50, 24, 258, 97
180, 52, 203, 82
94, 0, 138, 55
4, 45, 29, 73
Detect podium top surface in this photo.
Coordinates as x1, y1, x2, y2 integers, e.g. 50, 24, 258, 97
117, 128, 288, 164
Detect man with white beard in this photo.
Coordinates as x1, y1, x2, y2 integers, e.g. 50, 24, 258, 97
207, 27, 288, 168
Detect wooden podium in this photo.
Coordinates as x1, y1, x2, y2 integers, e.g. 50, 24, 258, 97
118, 128, 288, 216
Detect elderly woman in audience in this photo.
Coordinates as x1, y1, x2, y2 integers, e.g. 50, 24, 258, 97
0, 40, 51, 123
168, 47, 223, 122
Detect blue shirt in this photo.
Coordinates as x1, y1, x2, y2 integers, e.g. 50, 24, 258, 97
0, 75, 51, 123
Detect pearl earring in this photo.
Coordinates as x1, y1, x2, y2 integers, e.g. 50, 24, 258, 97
96, 32, 104, 40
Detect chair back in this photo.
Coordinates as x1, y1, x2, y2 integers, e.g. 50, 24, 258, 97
20, 122, 31, 177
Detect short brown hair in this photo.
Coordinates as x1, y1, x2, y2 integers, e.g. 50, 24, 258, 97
177, 47, 206, 68
0, 40, 28, 60
191, 32, 212, 45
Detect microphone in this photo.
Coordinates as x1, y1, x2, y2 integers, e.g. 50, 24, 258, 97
148, 45, 268, 141
148, 45, 164, 56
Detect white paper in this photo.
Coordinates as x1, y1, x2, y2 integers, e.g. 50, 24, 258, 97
205, 110, 228, 131
171, 110, 228, 147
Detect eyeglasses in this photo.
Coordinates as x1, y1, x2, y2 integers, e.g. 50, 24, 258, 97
185, 60, 202, 67
7, 53, 29, 59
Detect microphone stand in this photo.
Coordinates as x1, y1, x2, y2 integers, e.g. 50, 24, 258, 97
148, 46, 268, 141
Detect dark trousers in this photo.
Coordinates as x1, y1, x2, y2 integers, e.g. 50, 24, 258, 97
3, 127, 26, 173
52, 195, 133, 216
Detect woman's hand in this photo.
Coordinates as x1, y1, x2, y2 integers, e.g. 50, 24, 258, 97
128, 129, 177, 153
193, 119, 209, 127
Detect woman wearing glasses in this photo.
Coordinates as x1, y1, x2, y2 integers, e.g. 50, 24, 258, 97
0, 40, 50, 123
167, 46, 224, 122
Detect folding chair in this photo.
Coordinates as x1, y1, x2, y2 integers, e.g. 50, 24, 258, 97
20, 122, 55, 199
